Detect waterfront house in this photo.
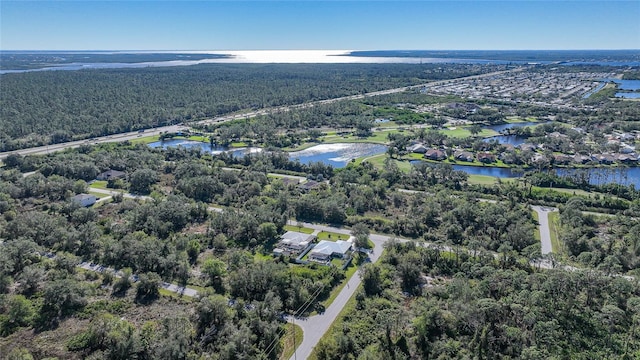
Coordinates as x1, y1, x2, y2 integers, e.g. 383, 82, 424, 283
409, 143, 428, 154
476, 152, 496, 163
454, 150, 475, 162
424, 149, 447, 161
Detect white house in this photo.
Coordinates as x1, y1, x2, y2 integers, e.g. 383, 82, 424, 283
309, 240, 352, 261
72, 194, 97, 207
274, 231, 315, 256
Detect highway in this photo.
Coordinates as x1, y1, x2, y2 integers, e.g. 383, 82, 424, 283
0, 67, 521, 161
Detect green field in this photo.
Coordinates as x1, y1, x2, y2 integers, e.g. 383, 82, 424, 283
317, 231, 351, 241
548, 211, 563, 255
284, 224, 315, 234
89, 180, 108, 189
128, 135, 161, 144
532, 210, 541, 241
279, 324, 303, 360
439, 127, 498, 138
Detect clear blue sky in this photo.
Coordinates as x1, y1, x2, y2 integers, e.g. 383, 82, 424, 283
1, 1, 639, 50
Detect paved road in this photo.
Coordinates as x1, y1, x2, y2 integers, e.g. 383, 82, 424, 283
285, 219, 561, 360
532, 205, 558, 255
0, 68, 520, 161
285, 221, 387, 360
89, 187, 153, 201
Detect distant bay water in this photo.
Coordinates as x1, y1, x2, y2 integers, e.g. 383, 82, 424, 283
2, 50, 639, 74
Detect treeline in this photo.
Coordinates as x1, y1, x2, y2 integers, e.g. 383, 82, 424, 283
0, 63, 502, 151
316, 241, 640, 360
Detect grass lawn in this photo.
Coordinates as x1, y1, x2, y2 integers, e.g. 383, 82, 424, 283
505, 116, 539, 123
230, 141, 248, 148
188, 135, 208, 142
531, 210, 540, 241
317, 231, 350, 241
89, 180, 108, 189
360, 154, 412, 172
279, 324, 303, 360
283, 142, 320, 152
467, 174, 499, 185
439, 127, 498, 139
320, 261, 358, 310
548, 211, 564, 255
284, 224, 315, 234
129, 135, 160, 144
323, 130, 397, 144
88, 191, 110, 199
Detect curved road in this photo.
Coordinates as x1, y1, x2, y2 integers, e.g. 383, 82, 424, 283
286, 209, 562, 360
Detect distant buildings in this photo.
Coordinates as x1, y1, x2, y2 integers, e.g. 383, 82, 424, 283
96, 169, 126, 181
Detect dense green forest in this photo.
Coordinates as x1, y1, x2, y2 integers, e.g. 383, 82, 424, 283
0, 63, 504, 151
316, 241, 640, 360
1, 141, 639, 358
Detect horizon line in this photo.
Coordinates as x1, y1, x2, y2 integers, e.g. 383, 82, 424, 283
2, 49, 640, 52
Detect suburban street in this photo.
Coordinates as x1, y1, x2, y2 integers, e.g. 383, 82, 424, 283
285, 212, 571, 359
0, 67, 521, 161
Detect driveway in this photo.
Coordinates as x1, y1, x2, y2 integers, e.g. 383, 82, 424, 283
532, 205, 558, 255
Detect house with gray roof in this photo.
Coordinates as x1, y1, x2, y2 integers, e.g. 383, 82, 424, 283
273, 231, 315, 256
309, 240, 352, 262
72, 194, 97, 207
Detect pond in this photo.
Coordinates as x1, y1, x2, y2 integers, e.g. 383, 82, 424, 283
481, 121, 545, 146
148, 139, 261, 157
149, 140, 387, 168
289, 143, 388, 168
483, 121, 541, 133
483, 135, 528, 146
616, 92, 640, 99
456, 164, 640, 188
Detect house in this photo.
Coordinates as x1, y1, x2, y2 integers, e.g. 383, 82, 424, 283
298, 180, 323, 192
274, 231, 315, 256
573, 154, 593, 164
617, 153, 639, 163
594, 154, 615, 165
518, 143, 537, 152
424, 149, 447, 161
96, 169, 126, 181
309, 240, 352, 262
553, 154, 572, 165
408, 143, 428, 154
476, 152, 496, 163
454, 150, 474, 162
72, 194, 97, 207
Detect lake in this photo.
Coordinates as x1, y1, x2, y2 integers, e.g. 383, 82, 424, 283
481, 121, 543, 146
148, 139, 261, 157
599, 79, 640, 99
149, 139, 387, 168
289, 143, 388, 168
483, 135, 528, 146
453, 164, 640, 188
3, 50, 639, 74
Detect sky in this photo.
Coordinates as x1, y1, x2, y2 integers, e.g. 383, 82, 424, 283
1, 1, 639, 51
